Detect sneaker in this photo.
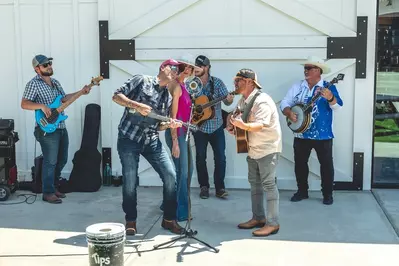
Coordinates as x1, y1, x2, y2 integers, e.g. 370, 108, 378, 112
323, 195, 333, 205
216, 189, 228, 199
290, 191, 309, 202
199, 186, 209, 199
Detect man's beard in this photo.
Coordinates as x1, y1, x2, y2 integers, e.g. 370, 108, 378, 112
40, 69, 53, 76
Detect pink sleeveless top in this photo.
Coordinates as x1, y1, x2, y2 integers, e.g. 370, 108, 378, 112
176, 82, 192, 136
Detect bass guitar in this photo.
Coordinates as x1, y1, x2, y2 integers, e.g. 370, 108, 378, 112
192, 92, 238, 126
286, 73, 344, 133
231, 106, 249, 153
35, 76, 103, 133
128, 109, 199, 132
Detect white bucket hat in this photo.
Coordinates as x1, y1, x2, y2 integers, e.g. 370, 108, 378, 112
177, 53, 201, 71
301, 56, 331, 74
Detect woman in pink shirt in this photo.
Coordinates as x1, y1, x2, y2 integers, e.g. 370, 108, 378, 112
163, 56, 200, 221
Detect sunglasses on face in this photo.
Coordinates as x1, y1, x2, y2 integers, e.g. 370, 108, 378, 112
234, 78, 243, 83
40, 61, 52, 68
304, 66, 318, 71
169, 65, 180, 74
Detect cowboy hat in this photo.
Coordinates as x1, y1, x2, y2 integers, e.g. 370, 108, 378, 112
301, 56, 331, 74
177, 53, 201, 71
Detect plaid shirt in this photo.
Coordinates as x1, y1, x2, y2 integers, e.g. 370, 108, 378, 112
115, 74, 171, 143
22, 74, 66, 129
196, 76, 229, 133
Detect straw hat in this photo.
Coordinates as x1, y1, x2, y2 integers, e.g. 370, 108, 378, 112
301, 56, 331, 74
177, 53, 201, 71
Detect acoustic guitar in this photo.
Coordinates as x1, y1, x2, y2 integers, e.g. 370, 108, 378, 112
192, 92, 238, 126
35, 76, 103, 133
231, 106, 249, 153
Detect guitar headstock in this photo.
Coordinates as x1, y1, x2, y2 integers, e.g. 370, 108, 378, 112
330, 73, 345, 85
91, 76, 104, 86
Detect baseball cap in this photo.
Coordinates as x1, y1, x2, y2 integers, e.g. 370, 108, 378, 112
235, 68, 262, 89
160, 59, 185, 73
195, 55, 210, 67
32, 54, 53, 68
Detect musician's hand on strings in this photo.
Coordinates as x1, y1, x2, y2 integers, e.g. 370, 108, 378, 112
136, 103, 152, 116
320, 88, 333, 101
41, 104, 52, 118
230, 114, 246, 130
81, 85, 91, 95
169, 119, 182, 129
288, 110, 297, 122
226, 93, 235, 103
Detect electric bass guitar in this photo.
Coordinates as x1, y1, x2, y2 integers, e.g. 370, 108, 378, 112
231, 106, 249, 154
35, 76, 103, 133
128, 109, 199, 132
192, 92, 238, 126
286, 73, 344, 133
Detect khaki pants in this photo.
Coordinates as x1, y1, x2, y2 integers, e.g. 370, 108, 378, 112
247, 152, 280, 226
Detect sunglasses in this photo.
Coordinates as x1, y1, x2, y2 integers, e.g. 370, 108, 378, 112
304, 66, 318, 71
40, 61, 52, 68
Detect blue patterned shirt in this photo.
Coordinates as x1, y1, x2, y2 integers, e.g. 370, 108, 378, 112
280, 79, 343, 140
114, 74, 172, 143
22, 74, 66, 129
196, 76, 229, 133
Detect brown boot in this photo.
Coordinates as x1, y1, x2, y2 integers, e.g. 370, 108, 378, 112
161, 219, 185, 235
252, 225, 280, 237
55, 190, 66, 198
237, 218, 266, 229
42, 193, 62, 204
126, 221, 137, 236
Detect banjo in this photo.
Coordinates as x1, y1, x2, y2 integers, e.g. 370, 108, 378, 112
286, 73, 345, 133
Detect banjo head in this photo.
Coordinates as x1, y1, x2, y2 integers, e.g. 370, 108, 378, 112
287, 104, 308, 132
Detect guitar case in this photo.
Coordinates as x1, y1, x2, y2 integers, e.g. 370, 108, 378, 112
62, 104, 102, 193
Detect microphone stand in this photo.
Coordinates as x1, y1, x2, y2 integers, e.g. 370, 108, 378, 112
153, 96, 219, 253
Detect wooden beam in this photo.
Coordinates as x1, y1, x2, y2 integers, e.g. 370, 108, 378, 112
135, 36, 327, 49
110, 0, 201, 39
259, 0, 356, 37
135, 48, 326, 61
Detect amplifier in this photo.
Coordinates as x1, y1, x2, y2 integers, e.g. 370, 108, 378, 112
0, 119, 19, 158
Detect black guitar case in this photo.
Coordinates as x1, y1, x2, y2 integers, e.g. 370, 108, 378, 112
62, 104, 102, 192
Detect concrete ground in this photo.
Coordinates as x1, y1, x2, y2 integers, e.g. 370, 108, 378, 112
1, 187, 399, 266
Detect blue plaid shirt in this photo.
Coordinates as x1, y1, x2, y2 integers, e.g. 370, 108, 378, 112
115, 74, 171, 143
197, 76, 229, 133
22, 74, 66, 129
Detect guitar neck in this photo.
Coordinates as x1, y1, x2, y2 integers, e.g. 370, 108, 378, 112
305, 82, 333, 109
202, 93, 234, 109
147, 112, 170, 123
56, 84, 94, 113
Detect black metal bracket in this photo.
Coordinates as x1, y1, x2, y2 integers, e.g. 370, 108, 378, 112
327, 16, 368, 79
333, 152, 364, 190
99, 21, 135, 79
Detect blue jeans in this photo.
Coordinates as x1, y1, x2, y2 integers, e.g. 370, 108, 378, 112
192, 125, 226, 190
117, 134, 177, 222
165, 129, 193, 221
34, 127, 69, 194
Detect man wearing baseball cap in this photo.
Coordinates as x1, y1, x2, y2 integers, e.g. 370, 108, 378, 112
21, 54, 91, 204
192, 55, 234, 200
227, 68, 282, 237
112, 58, 186, 235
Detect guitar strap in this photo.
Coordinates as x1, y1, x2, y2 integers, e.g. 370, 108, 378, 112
242, 90, 261, 123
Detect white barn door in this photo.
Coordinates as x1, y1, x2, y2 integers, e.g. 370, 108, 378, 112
97, 0, 376, 191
